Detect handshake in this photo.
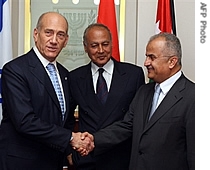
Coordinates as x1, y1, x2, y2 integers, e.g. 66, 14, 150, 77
70, 132, 95, 156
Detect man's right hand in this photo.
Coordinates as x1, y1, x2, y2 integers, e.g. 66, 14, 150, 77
70, 132, 94, 156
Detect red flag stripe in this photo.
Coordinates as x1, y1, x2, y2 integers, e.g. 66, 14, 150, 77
155, 0, 176, 35
97, 0, 120, 61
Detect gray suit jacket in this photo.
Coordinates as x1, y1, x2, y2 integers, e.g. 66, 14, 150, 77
94, 73, 195, 170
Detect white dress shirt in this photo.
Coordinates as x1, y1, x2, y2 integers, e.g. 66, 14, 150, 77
156, 70, 182, 108
33, 46, 66, 113
91, 59, 114, 93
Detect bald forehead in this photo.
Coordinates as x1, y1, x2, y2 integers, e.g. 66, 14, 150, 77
37, 12, 68, 31
147, 37, 165, 48
88, 26, 111, 38
43, 12, 63, 19
43, 12, 67, 23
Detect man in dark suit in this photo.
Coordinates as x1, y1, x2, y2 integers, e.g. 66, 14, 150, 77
81, 32, 194, 170
67, 23, 145, 170
0, 12, 92, 170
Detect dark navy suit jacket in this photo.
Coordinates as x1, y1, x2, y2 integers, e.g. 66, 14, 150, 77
68, 58, 145, 170
0, 49, 75, 170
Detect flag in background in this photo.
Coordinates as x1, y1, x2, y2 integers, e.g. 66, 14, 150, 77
155, 0, 176, 35
97, 0, 120, 61
0, 0, 13, 121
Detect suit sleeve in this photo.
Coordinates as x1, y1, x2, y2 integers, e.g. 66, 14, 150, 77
1, 61, 72, 153
93, 68, 144, 156
93, 95, 137, 155
186, 97, 195, 170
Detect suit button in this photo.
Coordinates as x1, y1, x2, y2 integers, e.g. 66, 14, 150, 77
139, 151, 143, 155
121, 108, 126, 113
84, 111, 88, 114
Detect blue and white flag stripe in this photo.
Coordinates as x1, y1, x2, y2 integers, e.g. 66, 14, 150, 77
0, 0, 13, 121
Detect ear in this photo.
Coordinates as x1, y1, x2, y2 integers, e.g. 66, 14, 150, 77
33, 28, 38, 42
168, 56, 178, 69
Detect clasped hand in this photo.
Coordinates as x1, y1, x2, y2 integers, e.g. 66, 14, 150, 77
70, 132, 94, 156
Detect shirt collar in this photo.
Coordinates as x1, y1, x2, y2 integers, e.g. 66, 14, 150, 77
91, 59, 114, 76
158, 70, 182, 95
33, 46, 57, 71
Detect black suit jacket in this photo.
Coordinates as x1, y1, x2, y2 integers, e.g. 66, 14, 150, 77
0, 49, 75, 170
94, 74, 195, 170
68, 58, 145, 170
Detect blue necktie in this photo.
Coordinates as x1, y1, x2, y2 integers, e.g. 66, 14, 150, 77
149, 84, 161, 120
46, 63, 65, 120
96, 68, 108, 104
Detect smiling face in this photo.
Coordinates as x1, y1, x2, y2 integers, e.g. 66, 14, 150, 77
144, 36, 180, 83
83, 26, 112, 67
33, 12, 69, 62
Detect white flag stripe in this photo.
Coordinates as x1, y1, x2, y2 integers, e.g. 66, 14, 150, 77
155, 20, 161, 34
0, 0, 13, 121
0, 0, 13, 67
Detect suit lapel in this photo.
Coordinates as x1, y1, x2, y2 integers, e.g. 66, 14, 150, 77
143, 83, 155, 127
143, 75, 185, 132
57, 63, 69, 122
106, 62, 128, 106
28, 49, 61, 112
77, 64, 101, 111
77, 61, 133, 128
134, 83, 155, 144
97, 61, 131, 128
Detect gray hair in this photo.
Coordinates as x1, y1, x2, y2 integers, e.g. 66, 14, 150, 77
149, 32, 182, 65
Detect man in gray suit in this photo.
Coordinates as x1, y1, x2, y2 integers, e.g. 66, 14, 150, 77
80, 32, 195, 170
